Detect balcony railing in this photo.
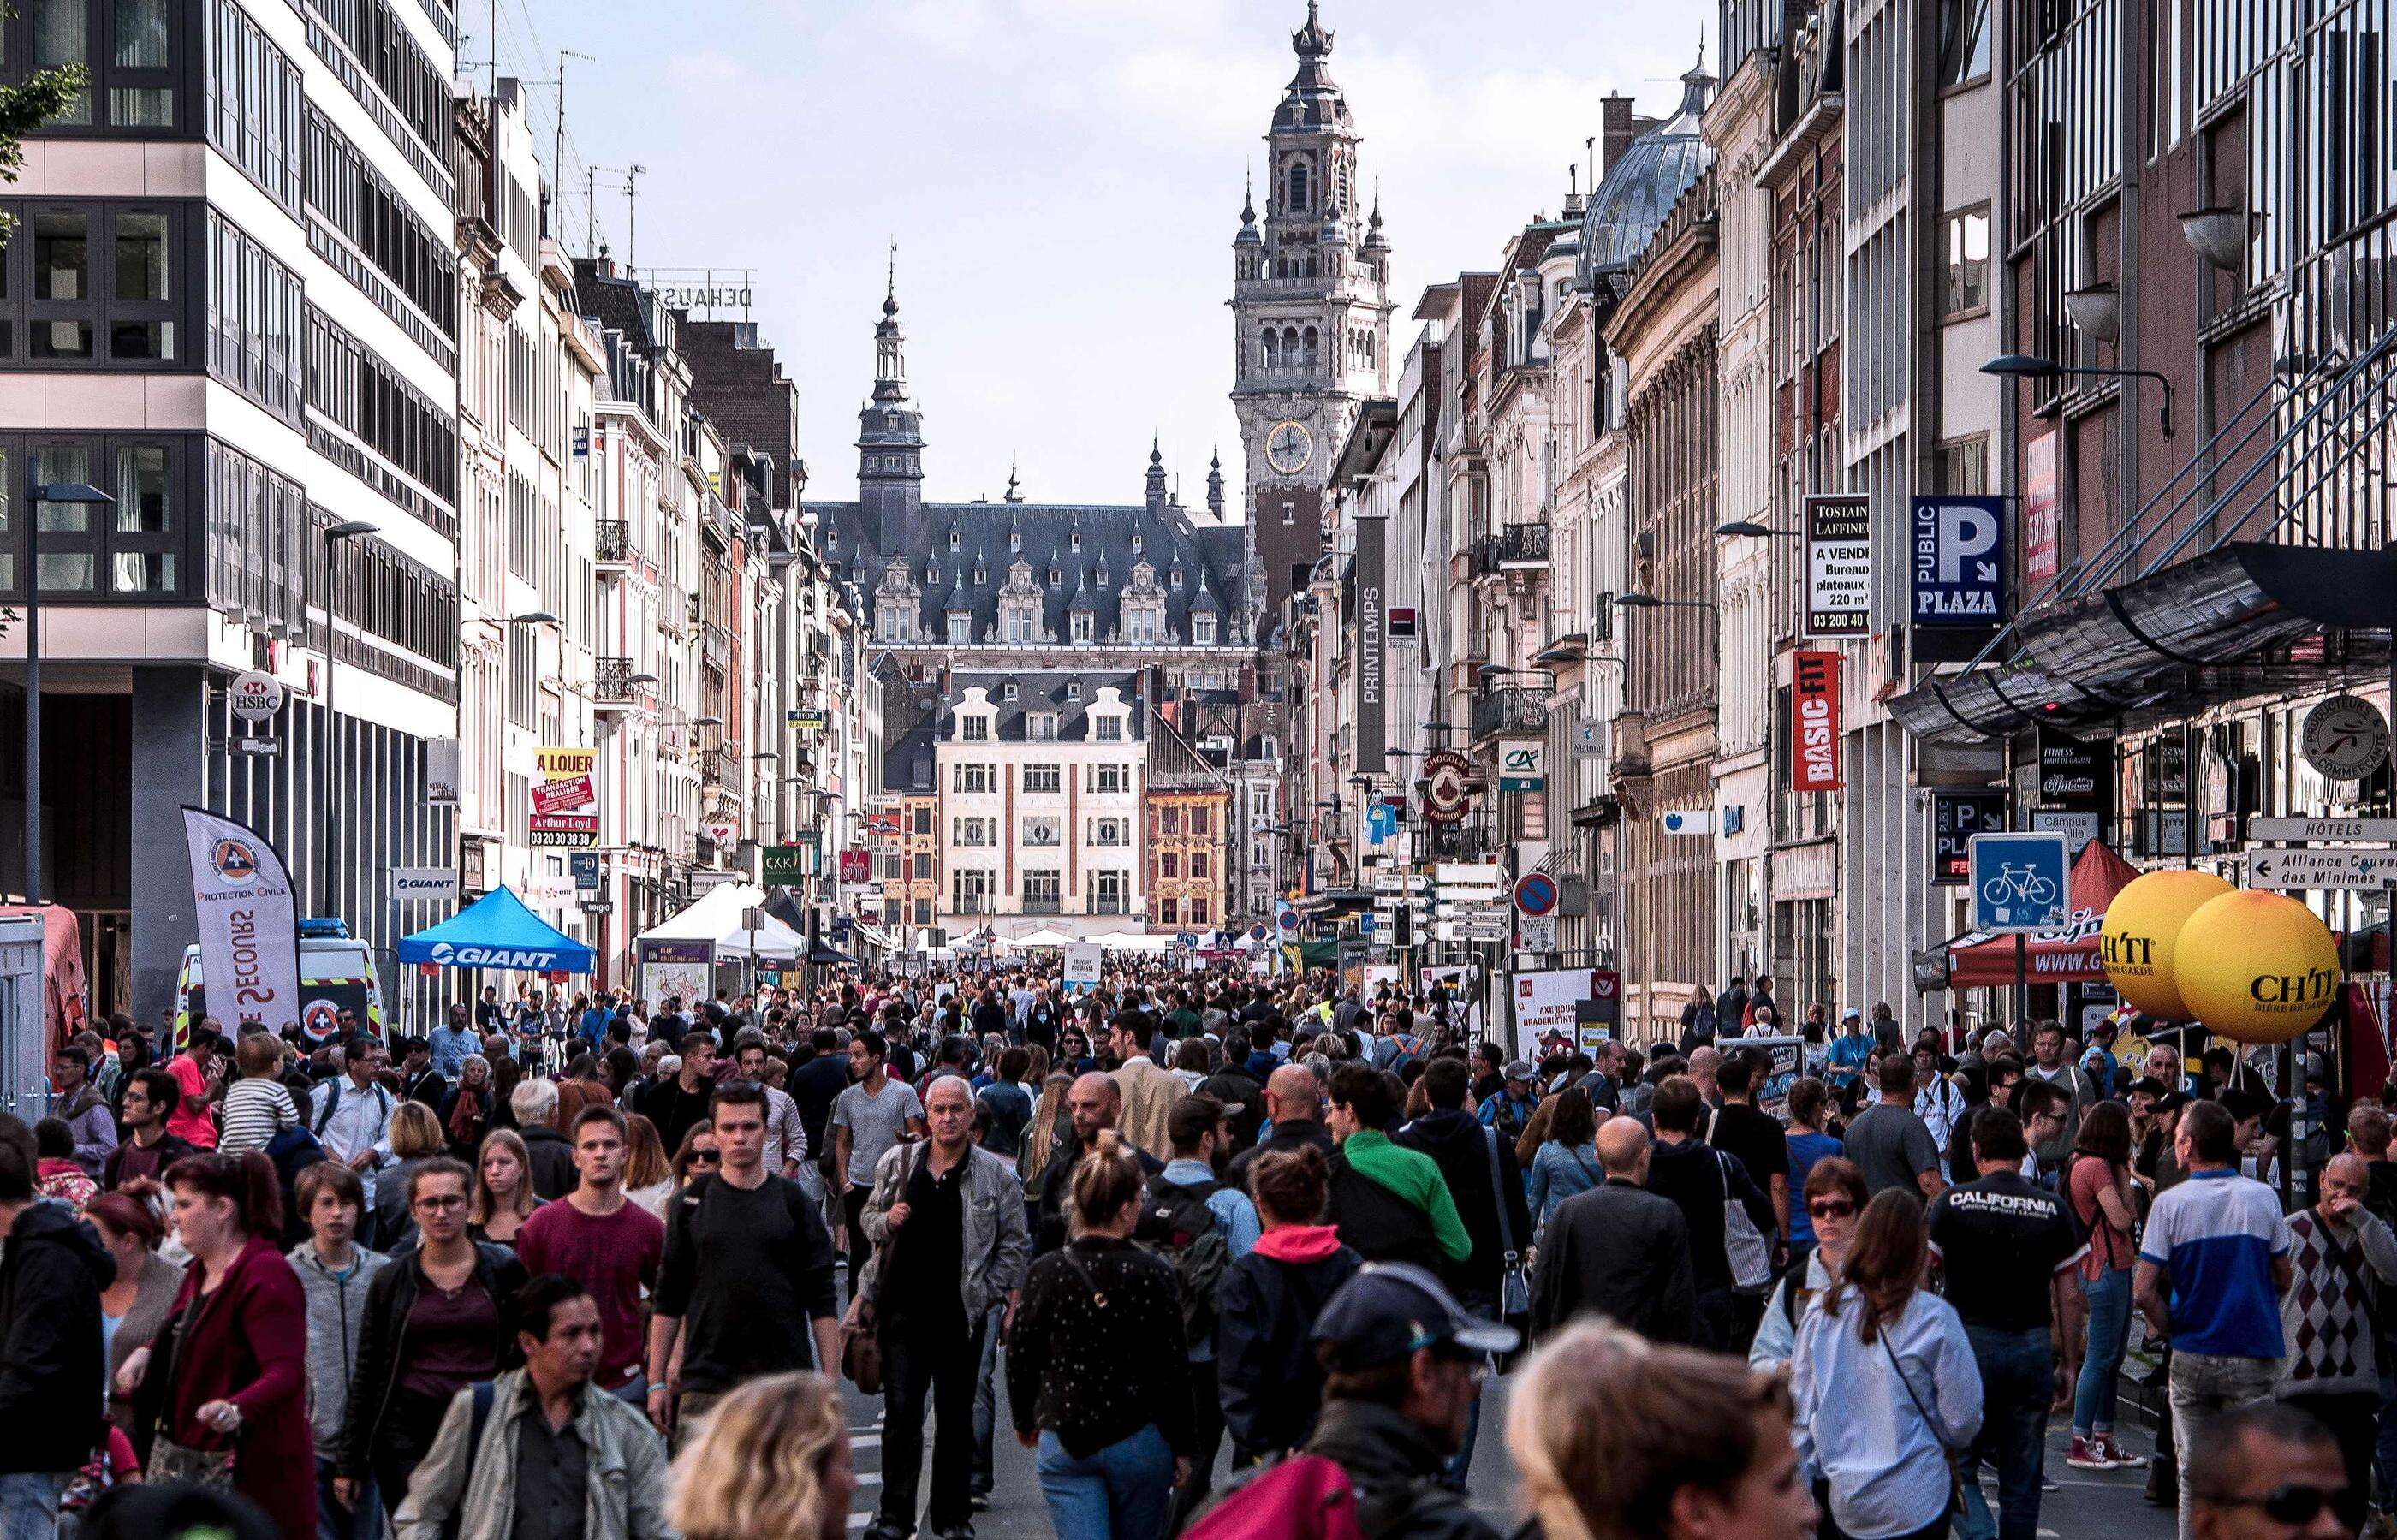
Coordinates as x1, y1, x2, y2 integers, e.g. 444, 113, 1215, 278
1089, 898, 1132, 917
1478, 523, 1551, 573
1472, 686, 1550, 740
596, 520, 633, 563
700, 746, 739, 788
594, 656, 640, 704
1022, 895, 1063, 915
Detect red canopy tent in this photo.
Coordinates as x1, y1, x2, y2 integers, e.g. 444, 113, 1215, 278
1945, 841, 2140, 987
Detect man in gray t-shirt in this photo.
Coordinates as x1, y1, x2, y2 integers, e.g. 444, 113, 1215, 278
1843, 1057, 1945, 1200
827, 1030, 927, 1270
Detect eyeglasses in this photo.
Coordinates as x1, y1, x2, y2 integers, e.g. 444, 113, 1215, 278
1808, 1199, 1857, 1221
688, 1150, 721, 1166
414, 1194, 468, 1212
2216, 1484, 2348, 1525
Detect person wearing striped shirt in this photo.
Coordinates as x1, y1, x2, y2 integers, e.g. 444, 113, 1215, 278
217, 1030, 298, 1155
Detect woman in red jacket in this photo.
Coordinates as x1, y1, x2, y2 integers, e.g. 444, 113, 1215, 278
122, 1151, 316, 1537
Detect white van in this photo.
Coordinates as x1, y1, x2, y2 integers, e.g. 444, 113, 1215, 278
175, 921, 387, 1049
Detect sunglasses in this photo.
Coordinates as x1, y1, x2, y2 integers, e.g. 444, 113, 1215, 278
688, 1150, 722, 1165
1808, 1199, 1857, 1221
2220, 1484, 2347, 1525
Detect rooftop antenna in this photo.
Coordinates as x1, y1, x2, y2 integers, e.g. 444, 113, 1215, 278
555, 50, 595, 236
623, 164, 646, 270
1586, 135, 1597, 193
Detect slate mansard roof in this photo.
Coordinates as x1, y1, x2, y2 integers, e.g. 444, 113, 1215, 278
816, 496, 1248, 647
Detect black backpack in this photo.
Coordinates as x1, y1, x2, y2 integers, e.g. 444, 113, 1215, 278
1138, 1174, 1231, 1350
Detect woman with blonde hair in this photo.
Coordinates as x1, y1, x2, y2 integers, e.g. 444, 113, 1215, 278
622, 1111, 675, 1217
1508, 1318, 1816, 1540
469, 1128, 535, 1246
1019, 1072, 1075, 1192
372, 1101, 449, 1252
667, 1370, 855, 1540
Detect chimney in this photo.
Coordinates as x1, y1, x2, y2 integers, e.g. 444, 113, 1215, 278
1601, 92, 1639, 176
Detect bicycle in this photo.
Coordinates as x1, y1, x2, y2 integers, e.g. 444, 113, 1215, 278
1981, 863, 2059, 908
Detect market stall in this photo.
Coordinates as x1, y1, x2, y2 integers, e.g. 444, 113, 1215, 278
634, 882, 804, 1002
396, 886, 595, 982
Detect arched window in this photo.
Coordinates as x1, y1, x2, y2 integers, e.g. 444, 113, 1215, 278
1288, 160, 1310, 212
1306, 254, 1318, 278
1262, 328, 1279, 369
1302, 327, 1319, 366
1282, 324, 1300, 361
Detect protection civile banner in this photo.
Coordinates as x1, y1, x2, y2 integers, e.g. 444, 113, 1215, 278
181, 806, 302, 1036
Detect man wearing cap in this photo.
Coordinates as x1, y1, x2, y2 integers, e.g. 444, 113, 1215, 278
1306, 1264, 1514, 1540
1475, 1063, 1537, 1151
1824, 1009, 1873, 1094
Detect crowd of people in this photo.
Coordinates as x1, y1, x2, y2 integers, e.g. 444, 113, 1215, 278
0, 961, 2372, 1540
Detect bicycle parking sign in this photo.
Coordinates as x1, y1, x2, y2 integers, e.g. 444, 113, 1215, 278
1967, 830, 2071, 933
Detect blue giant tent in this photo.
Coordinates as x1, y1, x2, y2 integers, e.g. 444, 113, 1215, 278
397, 884, 593, 973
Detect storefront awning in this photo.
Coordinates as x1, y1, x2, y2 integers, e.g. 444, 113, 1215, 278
1891, 542, 2397, 746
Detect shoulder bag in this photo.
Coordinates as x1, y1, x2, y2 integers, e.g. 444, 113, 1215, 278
1879, 1323, 1965, 1519
1481, 1128, 1532, 1329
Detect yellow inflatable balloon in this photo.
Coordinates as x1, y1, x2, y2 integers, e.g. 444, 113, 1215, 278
2100, 868, 2235, 1020
2174, 889, 2341, 1044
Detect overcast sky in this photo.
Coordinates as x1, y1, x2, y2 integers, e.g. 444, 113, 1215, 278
501, 1, 1702, 512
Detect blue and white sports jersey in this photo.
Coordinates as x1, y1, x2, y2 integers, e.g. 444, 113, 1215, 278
2139, 1167, 2292, 1359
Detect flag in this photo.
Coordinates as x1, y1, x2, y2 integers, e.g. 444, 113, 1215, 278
181, 806, 303, 1036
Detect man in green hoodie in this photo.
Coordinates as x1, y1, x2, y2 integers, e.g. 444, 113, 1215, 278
1323, 1065, 1471, 1270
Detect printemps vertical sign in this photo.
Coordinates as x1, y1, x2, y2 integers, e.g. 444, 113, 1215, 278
1791, 651, 1841, 792
531, 746, 599, 848
1352, 514, 1387, 775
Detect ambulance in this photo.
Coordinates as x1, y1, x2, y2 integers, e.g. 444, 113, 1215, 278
174, 918, 388, 1049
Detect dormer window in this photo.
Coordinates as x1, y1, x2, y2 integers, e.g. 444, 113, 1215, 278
1131, 532, 1143, 554
1047, 565, 1061, 587
926, 560, 939, 584
1169, 568, 1184, 589
1071, 613, 1092, 642
1002, 682, 1018, 701
1009, 527, 1020, 551
1194, 615, 1217, 645
1095, 562, 1109, 588
1066, 681, 1082, 700
948, 527, 961, 550
1070, 530, 1081, 552
973, 562, 986, 584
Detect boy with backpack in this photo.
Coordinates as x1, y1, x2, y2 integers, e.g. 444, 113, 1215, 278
1144, 1095, 1261, 1530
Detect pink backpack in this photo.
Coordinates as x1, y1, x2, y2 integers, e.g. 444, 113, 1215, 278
1183, 1454, 1362, 1540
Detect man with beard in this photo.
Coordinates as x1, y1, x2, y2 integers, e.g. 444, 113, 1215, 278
1142, 1095, 1258, 1527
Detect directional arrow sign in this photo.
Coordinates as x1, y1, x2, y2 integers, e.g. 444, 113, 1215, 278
2246, 847, 2397, 889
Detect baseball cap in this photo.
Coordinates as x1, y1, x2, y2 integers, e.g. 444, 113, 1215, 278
1841, 1007, 1862, 1021
1504, 1060, 1536, 1081
1311, 1262, 1520, 1371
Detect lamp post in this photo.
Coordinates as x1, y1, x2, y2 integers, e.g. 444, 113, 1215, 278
21, 476, 116, 903
1982, 352, 2174, 437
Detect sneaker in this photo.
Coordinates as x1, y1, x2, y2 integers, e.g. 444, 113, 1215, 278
2093, 1434, 2136, 1468
968, 1493, 991, 1513
2066, 1436, 2115, 1471
2040, 1474, 2061, 1493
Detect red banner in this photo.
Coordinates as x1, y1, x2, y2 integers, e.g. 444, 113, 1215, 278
1792, 650, 1841, 792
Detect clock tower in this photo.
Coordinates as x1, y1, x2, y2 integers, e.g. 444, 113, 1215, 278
1230, 1, 1393, 620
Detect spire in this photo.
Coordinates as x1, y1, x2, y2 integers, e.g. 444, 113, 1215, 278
1293, 0, 1331, 60
883, 237, 897, 318
1005, 458, 1022, 503
1145, 437, 1169, 512
872, 240, 909, 401
1206, 445, 1225, 520
1242, 164, 1256, 224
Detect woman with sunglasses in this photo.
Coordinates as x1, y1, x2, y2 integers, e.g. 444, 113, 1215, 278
1781, 1079, 1847, 1274
334, 1158, 526, 1514
1751, 1157, 1868, 1371
672, 1121, 722, 1186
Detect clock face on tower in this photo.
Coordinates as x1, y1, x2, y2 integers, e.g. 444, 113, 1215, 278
1264, 419, 1313, 476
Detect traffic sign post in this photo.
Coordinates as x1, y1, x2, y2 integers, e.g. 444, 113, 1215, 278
1969, 830, 2070, 1030
1513, 871, 1559, 918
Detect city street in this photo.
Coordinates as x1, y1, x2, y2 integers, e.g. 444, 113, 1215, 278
831, 1360, 2180, 1538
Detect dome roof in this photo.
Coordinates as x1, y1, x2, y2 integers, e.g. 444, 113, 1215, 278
1576, 66, 1716, 292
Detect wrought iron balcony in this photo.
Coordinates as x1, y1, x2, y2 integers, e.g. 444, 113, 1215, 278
1021, 895, 1063, 915
1088, 898, 1132, 917
596, 520, 633, 564
700, 746, 739, 788
1472, 685, 1549, 740
1478, 523, 1551, 573
594, 656, 642, 705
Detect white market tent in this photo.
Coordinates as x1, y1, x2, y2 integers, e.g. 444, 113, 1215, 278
1006, 926, 1077, 948
636, 881, 805, 960
1088, 930, 1175, 953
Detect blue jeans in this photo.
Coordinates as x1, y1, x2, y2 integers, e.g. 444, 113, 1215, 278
0, 1471, 69, 1540
1035, 1424, 1175, 1540
315, 1454, 382, 1540
972, 1300, 1007, 1495
1958, 1325, 2052, 1540
2073, 1269, 2132, 1436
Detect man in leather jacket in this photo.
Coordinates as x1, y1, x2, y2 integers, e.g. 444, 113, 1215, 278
1302, 1264, 1515, 1539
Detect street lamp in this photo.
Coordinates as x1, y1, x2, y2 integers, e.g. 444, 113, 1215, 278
1982, 351, 2174, 437
1614, 592, 1718, 614
20, 475, 116, 902
317, 519, 378, 917
1715, 520, 1797, 538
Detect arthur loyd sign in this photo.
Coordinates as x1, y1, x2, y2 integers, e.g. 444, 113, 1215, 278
1792, 651, 1841, 792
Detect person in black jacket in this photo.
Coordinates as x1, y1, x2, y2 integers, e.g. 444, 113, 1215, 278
1225, 1063, 1334, 1190
1215, 1144, 1361, 1464
1643, 1074, 1775, 1353
1194, 1032, 1266, 1155
335, 1158, 526, 1513
1528, 1115, 1696, 1344
509, 1078, 578, 1200
1393, 1057, 1532, 1489
1009, 1130, 1195, 1540
0, 1134, 113, 1531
